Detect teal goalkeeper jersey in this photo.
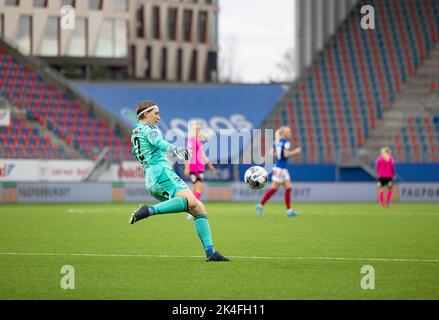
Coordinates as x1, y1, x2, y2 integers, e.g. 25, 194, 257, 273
131, 123, 172, 175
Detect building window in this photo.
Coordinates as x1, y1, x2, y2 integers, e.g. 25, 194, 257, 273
89, 0, 103, 10
34, 0, 47, 7
41, 17, 59, 56
161, 47, 167, 80
152, 6, 161, 40
144, 46, 152, 79
96, 19, 128, 58
5, 0, 19, 6
114, 0, 127, 11
136, 5, 145, 38
67, 17, 87, 56
205, 0, 218, 4
61, 0, 76, 7
205, 51, 217, 82
114, 20, 128, 57
183, 10, 193, 42
129, 45, 136, 77
96, 19, 113, 57
176, 48, 183, 81
16, 15, 32, 55
198, 11, 208, 43
189, 49, 197, 81
0, 14, 4, 39
210, 12, 218, 45
167, 8, 178, 41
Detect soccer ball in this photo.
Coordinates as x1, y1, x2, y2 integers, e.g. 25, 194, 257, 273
244, 166, 268, 190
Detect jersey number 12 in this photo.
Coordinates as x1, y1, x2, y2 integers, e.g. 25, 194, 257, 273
133, 137, 145, 161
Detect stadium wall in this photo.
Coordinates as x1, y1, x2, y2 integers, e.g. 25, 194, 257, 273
2, 160, 439, 183
1, 182, 439, 203
238, 164, 439, 182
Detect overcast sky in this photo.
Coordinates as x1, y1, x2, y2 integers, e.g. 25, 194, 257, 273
219, 0, 297, 83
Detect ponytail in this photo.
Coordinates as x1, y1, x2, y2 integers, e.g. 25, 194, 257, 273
381, 147, 390, 161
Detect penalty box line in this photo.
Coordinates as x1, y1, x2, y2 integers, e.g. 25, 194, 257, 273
0, 252, 438, 263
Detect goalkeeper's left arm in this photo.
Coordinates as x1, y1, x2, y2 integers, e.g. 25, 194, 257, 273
147, 129, 191, 160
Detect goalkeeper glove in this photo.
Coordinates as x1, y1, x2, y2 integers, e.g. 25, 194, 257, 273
169, 146, 192, 161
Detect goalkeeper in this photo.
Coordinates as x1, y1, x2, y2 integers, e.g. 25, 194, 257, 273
129, 101, 229, 262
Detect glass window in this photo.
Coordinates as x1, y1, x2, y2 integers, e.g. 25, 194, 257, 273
114, 19, 128, 57
167, 8, 178, 41
161, 47, 167, 80
16, 15, 32, 55
41, 17, 59, 56
136, 5, 145, 38
114, 0, 127, 11
61, 0, 76, 7
205, 0, 218, 4
0, 14, 4, 39
210, 12, 218, 45
183, 10, 193, 42
96, 19, 113, 57
176, 48, 183, 81
189, 49, 197, 81
96, 19, 128, 58
144, 46, 152, 79
152, 6, 161, 40
34, 0, 47, 7
205, 51, 217, 82
5, 0, 19, 6
198, 11, 208, 43
89, 0, 102, 10
67, 17, 86, 56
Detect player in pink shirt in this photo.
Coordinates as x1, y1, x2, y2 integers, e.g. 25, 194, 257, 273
376, 147, 396, 208
184, 122, 216, 219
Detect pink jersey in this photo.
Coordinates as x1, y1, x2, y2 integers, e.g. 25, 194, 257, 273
376, 156, 396, 178
188, 136, 206, 173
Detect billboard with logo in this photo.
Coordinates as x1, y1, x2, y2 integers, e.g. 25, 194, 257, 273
72, 83, 284, 162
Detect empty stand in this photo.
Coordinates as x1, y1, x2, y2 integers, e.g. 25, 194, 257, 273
0, 46, 133, 161
263, 0, 439, 164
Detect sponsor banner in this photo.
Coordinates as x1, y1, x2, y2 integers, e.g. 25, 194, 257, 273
0, 160, 93, 182
399, 183, 439, 202
0, 160, 145, 182
174, 164, 235, 182
232, 183, 377, 202
72, 83, 285, 162
2, 182, 438, 203
72, 83, 284, 133
207, 183, 233, 201
123, 183, 156, 202
1, 182, 17, 203
114, 161, 144, 182
16, 183, 112, 203
112, 182, 125, 202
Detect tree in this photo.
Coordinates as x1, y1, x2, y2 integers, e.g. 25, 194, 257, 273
219, 35, 243, 83
270, 47, 297, 83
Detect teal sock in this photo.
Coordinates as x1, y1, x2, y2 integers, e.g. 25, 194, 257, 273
151, 197, 188, 215
194, 214, 215, 257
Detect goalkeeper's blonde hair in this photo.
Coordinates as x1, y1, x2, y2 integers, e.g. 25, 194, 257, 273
381, 147, 391, 161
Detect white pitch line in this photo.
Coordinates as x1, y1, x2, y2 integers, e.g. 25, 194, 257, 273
0, 252, 438, 263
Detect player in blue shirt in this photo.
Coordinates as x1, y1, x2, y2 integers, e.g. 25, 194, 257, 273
256, 126, 301, 217
129, 100, 229, 262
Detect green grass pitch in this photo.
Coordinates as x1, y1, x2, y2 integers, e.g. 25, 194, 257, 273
0, 202, 438, 300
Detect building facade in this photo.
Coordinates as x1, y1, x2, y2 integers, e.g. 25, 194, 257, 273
0, 0, 219, 82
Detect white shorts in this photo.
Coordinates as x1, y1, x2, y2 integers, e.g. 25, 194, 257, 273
271, 167, 291, 184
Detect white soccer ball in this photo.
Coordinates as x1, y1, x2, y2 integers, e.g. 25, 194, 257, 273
244, 166, 268, 190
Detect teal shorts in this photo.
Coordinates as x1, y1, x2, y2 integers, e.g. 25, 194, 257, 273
147, 167, 189, 202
